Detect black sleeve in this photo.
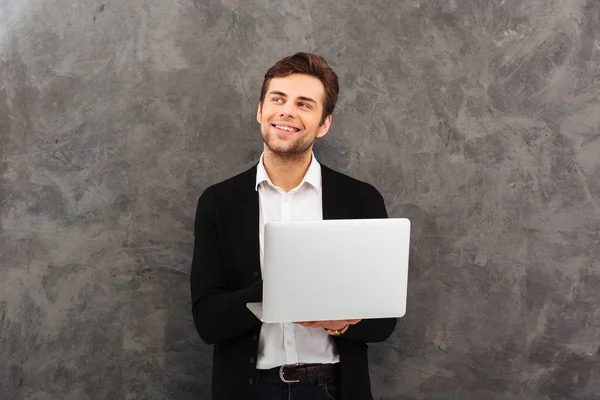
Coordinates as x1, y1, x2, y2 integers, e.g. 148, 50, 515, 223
190, 187, 262, 345
341, 184, 397, 343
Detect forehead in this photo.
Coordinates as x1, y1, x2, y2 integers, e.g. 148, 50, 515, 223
266, 74, 325, 104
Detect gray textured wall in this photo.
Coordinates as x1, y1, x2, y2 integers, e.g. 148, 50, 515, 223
1, 0, 599, 399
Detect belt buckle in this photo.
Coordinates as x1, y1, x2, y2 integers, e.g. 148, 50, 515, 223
279, 363, 301, 383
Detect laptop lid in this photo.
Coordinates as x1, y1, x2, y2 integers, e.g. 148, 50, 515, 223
259, 218, 410, 323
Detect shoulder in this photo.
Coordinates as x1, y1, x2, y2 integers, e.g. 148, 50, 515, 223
320, 164, 387, 218
320, 163, 383, 199
197, 164, 257, 203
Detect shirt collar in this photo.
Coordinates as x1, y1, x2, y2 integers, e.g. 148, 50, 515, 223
255, 151, 322, 192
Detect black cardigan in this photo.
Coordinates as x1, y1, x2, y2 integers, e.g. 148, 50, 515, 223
190, 163, 397, 400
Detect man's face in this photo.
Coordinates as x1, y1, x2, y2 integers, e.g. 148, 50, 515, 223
256, 73, 331, 159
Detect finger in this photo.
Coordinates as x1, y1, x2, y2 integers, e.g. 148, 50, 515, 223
347, 319, 361, 324
295, 321, 321, 328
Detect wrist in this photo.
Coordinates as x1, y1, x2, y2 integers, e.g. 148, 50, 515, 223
324, 324, 350, 336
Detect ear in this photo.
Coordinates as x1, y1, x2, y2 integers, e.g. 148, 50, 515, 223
316, 114, 332, 138
256, 102, 262, 124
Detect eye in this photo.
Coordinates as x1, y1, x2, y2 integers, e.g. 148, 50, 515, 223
299, 103, 310, 109
272, 97, 282, 103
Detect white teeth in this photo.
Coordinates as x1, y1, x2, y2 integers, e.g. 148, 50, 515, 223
275, 125, 297, 132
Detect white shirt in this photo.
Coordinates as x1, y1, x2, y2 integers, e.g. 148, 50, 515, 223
255, 152, 340, 369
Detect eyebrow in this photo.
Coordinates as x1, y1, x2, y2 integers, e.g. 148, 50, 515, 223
268, 91, 318, 105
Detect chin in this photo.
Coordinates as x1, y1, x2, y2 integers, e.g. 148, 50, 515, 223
268, 144, 313, 158
262, 132, 314, 156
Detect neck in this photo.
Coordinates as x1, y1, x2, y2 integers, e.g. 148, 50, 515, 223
262, 148, 313, 192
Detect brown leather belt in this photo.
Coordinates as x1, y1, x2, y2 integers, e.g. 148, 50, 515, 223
258, 363, 340, 383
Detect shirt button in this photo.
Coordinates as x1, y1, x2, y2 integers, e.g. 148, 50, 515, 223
250, 357, 255, 363
253, 271, 259, 278
287, 340, 292, 346
248, 378, 254, 385
253, 334, 258, 340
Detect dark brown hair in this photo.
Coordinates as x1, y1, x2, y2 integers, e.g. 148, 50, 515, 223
260, 52, 339, 126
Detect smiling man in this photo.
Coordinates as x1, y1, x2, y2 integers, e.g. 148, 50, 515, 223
190, 52, 397, 400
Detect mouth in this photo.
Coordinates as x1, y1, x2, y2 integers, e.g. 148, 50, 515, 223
271, 123, 301, 135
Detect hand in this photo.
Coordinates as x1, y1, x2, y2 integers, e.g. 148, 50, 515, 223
294, 319, 361, 330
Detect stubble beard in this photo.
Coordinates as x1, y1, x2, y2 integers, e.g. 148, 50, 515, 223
261, 124, 317, 162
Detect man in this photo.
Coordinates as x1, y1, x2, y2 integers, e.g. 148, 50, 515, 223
190, 52, 396, 400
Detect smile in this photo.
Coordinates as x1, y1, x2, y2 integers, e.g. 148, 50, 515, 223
272, 124, 300, 134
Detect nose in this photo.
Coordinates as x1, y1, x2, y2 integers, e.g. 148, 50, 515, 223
280, 101, 296, 117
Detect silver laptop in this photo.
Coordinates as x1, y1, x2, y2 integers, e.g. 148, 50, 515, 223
246, 218, 410, 323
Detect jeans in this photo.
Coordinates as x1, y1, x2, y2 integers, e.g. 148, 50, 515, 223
252, 373, 341, 400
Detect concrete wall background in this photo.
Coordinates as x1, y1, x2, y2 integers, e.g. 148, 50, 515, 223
1, 0, 599, 399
